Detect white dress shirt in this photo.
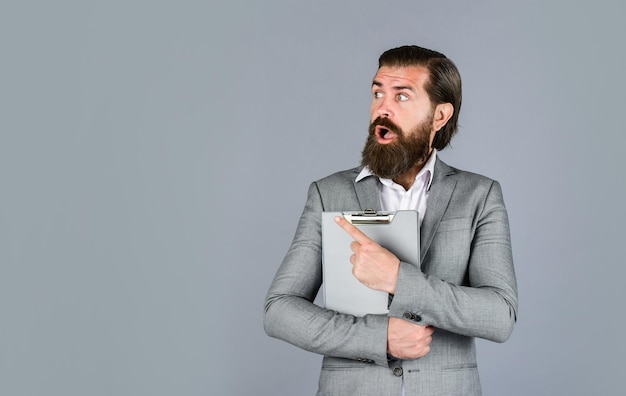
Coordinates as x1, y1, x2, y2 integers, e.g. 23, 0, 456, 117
356, 149, 437, 226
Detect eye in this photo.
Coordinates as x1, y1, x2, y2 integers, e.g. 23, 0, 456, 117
373, 91, 383, 99
397, 93, 409, 102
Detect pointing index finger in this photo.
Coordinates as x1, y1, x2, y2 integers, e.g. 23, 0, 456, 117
334, 215, 372, 244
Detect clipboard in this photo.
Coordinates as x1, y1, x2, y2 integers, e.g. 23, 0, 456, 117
321, 209, 420, 317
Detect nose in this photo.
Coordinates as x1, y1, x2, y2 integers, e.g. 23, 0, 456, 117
375, 97, 393, 118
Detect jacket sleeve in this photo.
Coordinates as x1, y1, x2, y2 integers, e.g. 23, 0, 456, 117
264, 182, 390, 367
388, 180, 518, 343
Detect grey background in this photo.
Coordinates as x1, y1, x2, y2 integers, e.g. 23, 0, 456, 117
2, 1, 625, 395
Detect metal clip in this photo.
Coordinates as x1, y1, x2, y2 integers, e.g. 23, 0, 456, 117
344, 209, 395, 224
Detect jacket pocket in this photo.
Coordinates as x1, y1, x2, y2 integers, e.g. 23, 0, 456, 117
321, 357, 366, 371
442, 362, 478, 371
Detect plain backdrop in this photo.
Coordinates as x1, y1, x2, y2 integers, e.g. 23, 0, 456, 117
2, 1, 625, 395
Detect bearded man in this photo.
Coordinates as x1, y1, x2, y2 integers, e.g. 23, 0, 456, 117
264, 45, 518, 395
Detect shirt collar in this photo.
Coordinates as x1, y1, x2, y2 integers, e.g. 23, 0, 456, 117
356, 149, 437, 190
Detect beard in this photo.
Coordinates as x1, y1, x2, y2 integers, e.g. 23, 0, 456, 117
361, 115, 433, 180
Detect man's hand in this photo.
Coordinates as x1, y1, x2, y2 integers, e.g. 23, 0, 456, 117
334, 216, 400, 294
387, 317, 434, 360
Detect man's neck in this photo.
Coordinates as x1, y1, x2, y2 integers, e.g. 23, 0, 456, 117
392, 150, 434, 191
393, 166, 422, 191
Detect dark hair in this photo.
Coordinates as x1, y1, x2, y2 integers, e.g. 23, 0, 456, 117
378, 45, 462, 150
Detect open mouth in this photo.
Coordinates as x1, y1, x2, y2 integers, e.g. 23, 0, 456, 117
376, 125, 397, 144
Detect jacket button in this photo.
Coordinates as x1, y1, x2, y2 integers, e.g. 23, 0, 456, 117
403, 312, 422, 322
393, 366, 403, 377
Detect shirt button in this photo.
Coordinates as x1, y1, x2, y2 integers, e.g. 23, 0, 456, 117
403, 312, 412, 320
393, 367, 403, 377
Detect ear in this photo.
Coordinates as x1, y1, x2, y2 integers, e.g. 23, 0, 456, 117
431, 103, 454, 132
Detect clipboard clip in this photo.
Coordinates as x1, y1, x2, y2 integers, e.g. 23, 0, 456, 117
343, 208, 395, 224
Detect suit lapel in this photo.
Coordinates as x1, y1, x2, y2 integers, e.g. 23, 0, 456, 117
353, 170, 382, 211
420, 158, 456, 262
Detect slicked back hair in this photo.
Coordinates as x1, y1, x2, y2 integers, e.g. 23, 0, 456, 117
378, 45, 462, 150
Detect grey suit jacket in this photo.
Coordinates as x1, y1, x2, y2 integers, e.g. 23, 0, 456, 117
264, 158, 518, 395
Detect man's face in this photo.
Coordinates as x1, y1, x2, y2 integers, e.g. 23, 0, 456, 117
361, 66, 436, 179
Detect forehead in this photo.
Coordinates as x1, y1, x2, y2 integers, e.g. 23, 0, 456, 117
372, 66, 430, 91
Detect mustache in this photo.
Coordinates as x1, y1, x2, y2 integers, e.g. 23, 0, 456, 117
370, 117, 401, 135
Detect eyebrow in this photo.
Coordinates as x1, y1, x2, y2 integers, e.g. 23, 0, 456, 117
372, 80, 415, 92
